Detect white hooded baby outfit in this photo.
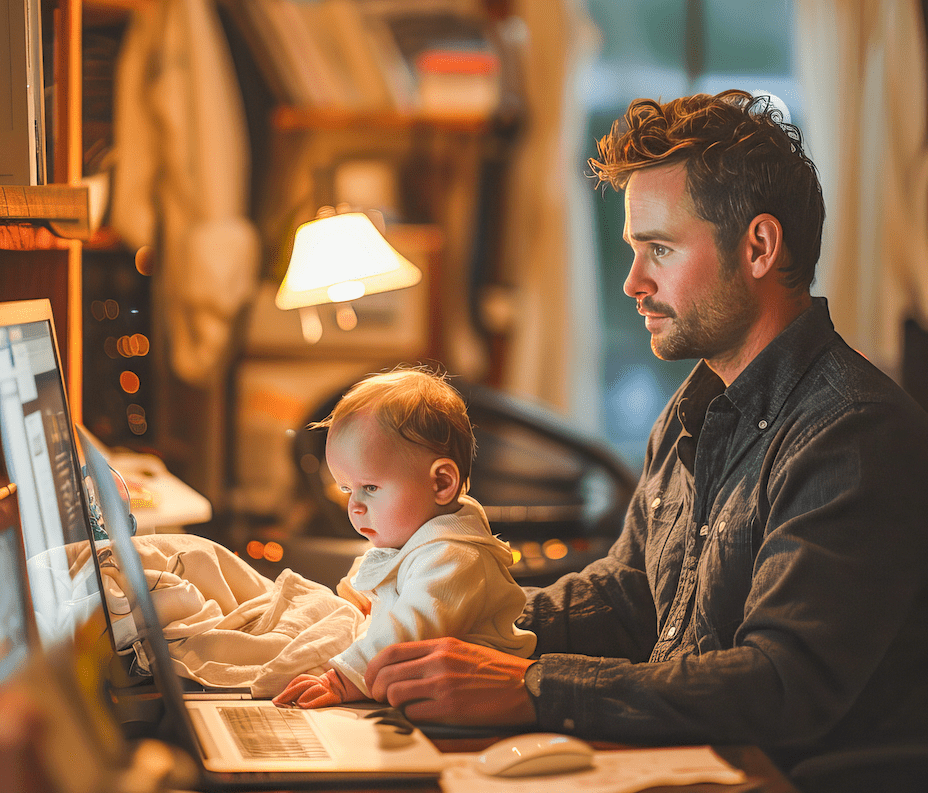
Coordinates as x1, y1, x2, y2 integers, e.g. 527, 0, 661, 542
328, 494, 537, 695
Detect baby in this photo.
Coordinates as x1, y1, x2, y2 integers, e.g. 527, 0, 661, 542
273, 367, 536, 708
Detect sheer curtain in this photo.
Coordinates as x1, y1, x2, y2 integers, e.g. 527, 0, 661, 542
795, 0, 928, 375
496, 0, 604, 432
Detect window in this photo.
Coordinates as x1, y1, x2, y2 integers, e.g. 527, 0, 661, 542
579, 0, 800, 468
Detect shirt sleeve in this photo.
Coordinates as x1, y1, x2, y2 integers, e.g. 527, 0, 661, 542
519, 478, 658, 663
524, 399, 928, 752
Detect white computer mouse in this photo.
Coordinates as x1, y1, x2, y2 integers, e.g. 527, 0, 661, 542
475, 732, 595, 777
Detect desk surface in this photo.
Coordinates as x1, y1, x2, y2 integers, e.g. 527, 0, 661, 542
247, 738, 799, 793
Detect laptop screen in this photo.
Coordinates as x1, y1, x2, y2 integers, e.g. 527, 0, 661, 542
0, 299, 102, 649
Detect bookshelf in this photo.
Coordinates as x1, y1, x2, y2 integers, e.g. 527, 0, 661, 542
1, 0, 520, 512
224, 1, 523, 522
0, 0, 86, 419
0, 0, 140, 420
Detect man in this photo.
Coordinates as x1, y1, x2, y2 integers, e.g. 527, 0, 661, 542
364, 90, 928, 791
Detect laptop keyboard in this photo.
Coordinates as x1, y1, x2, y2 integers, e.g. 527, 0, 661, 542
218, 706, 331, 760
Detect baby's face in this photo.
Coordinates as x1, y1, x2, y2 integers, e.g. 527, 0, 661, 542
326, 413, 444, 549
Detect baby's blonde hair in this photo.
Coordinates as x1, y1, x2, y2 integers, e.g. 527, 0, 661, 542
310, 367, 476, 484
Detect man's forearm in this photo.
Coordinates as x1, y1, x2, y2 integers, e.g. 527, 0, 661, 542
521, 554, 657, 662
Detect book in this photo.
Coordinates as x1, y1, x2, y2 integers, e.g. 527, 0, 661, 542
307, 0, 398, 111
0, 0, 47, 185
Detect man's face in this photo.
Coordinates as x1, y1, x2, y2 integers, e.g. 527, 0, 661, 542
623, 163, 758, 367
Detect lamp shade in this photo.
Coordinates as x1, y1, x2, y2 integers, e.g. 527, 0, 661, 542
275, 213, 422, 310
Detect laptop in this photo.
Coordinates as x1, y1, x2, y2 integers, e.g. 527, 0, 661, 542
77, 398, 444, 788
0, 338, 134, 793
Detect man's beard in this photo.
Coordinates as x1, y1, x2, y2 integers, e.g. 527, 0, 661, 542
643, 262, 758, 363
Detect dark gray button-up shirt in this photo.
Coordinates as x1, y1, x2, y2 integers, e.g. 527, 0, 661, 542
520, 298, 928, 780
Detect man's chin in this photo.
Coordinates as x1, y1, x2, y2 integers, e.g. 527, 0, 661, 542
651, 337, 698, 362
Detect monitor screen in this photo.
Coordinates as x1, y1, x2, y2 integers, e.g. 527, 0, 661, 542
0, 300, 101, 648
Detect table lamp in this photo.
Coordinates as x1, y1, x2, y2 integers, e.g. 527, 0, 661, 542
275, 212, 422, 343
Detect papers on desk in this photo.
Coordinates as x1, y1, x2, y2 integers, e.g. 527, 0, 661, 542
441, 745, 748, 793
108, 450, 212, 532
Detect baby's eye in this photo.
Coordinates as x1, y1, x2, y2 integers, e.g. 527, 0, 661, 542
339, 486, 351, 494
363, 485, 378, 493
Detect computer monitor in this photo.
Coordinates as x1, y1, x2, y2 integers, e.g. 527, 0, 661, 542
0, 298, 101, 648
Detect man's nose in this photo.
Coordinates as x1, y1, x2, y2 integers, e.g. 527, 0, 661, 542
624, 253, 656, 299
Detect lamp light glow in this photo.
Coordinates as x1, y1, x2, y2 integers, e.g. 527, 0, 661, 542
275, 212, 422, 310
327, 280, 365, 303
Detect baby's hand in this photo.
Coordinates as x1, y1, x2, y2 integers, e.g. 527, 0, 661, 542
272, 669, 365, 709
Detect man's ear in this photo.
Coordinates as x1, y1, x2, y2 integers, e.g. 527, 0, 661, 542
430, 458, 460, 506
744, 214, 783, 280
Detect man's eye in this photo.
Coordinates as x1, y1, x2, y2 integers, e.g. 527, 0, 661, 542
652, 244, 669, 257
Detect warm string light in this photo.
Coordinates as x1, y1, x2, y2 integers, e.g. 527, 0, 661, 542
92, 296, 150, 436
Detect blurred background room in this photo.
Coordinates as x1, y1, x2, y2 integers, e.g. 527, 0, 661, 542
3, 0, 927, 588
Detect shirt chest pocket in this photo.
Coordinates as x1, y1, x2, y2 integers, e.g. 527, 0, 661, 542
644, 479, 690, 602
695, 497, 757, 651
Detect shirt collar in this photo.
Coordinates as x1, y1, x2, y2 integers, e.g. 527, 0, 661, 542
674, 297, 835, 427
722, 296, 835, 423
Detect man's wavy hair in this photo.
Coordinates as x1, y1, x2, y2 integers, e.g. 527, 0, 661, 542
589, 90, 825, 291
310, 366, 476, 485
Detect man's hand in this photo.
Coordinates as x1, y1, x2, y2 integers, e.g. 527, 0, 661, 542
364, 637, 537, 727
272, 668, 365, 709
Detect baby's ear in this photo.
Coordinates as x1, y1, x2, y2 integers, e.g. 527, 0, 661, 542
430, 458, 460, 506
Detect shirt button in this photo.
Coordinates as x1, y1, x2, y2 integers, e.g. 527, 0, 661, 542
699, 525, 709, 536
651, 497, 661, 509
758, 419, 768, 430
667, 625, 677, 638
718, 521, 726, 533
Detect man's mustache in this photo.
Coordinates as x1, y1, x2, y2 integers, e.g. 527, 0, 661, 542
637, 298, 676, 318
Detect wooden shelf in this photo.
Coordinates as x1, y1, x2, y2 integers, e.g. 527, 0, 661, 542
0, 224, 70, 251
84, 0, 144, 26
0, 185, 91, 248
273, 105, 494, 135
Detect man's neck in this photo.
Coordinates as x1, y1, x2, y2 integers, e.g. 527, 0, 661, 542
706, 291, 812, 386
